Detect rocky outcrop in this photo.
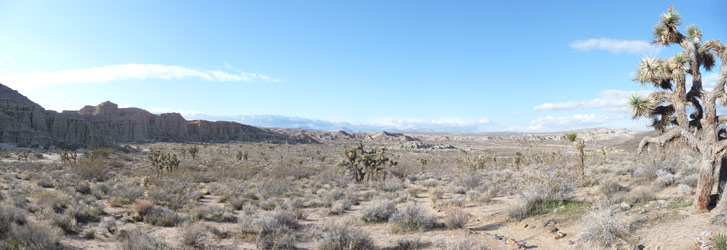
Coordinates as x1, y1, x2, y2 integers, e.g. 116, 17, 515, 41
0, 83, 317, 148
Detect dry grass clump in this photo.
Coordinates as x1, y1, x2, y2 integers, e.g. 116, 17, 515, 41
143, 206, 184, 227
3, 220, 62, 250
132, 199, 154, 217
255, 209, 301, 249
181, 222, 207, 248
389, 202, 438, 232
118, 229, 170, 250
361, 198, 396, 223
99, 216, 117, 233
317, 222, 376, 250
575, 200, 629, 249
147, 176, 197, 210
191, 205, 236, 222
444, 207, 469, 229
394, 236, 428, 250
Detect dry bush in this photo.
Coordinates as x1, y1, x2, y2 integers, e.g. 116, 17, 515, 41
48, 212, 79, 234
191, 205, 236, 222
394, 236, 428, 250
72, 156, 111, 181
445, 239, 479, 250
100, 216, 117, 233
0, 203, 27, 237
575, 200, 629, 248
255, 210, 300, 250
444, 208, 469, 229
655, 169, 681, 187
454, 172, 485, 193
389, 202, 438, 232
181, 222, 207, 248
33, 190, 71, 213
118, 229, 170, 250
677, 184, 692, 195
4, 221, 62, 250
361, 198, 396, 223
132, 199, 153, 217
317, 222, 375, 250
143, 206, 184, 227
147, 176, 197, 210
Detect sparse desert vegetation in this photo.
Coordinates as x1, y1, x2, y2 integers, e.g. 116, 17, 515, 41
0, 4, 726, 250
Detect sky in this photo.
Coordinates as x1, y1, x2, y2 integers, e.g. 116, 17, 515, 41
0, 1, 725, 132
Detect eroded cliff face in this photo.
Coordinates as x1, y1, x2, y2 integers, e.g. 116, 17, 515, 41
0, 83, 317, 147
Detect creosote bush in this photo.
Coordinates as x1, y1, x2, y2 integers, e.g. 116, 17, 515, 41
389, 202, 438, 232
317, 222, 376, 250
361, 198, 396, 223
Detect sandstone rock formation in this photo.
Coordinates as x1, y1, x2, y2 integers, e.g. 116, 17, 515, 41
0, 83, 317, 148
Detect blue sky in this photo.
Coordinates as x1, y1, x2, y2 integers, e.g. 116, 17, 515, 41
0, 1, 724, 132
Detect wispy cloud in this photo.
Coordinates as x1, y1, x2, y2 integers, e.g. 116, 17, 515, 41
0, 64, 282, 91
147, 107, 206, 117
533, 90, 651, 113
527, 113, 605, 131
373, 118, 491, 131
570, 38, 661, 55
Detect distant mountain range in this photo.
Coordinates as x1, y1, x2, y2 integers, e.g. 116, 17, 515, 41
184, 114, 488, 132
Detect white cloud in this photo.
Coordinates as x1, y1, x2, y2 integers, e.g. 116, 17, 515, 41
570, 38, 661, 55
0, 64, 282, 91
3, 56, 11, 60
373, 117, 490, 131
527, 113, 605, 131
533, 90, 651, 113
702, 72, 721, 90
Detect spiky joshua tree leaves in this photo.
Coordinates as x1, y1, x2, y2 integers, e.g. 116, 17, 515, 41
338, 142, 397, 182
629, 6, 727, 213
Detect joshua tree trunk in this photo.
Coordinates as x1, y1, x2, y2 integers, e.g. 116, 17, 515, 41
578, 147, 585, 181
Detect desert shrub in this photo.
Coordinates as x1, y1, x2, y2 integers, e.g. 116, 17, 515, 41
73, 156, 111, 181
239, 213, 257, 233
329, 200, 352, 215
36, 177, 55, 188
376, 179, 405, 192
394, 236, 427, 250
132, 199, 154, 217
677, 184, 692, 195
715, 233, 727, 250
118, 229, 171, 250
147, 176, 196, 210
191, 205, 236, 222
48, 212, 79, 234
444, 208, 469, 229
361, 198, 396, 223
389, 202, 438, 232
575, 200, 629, 248
33, 190, 71, 213
81, 228, 95, 239
466, 186, 495, 202
181, 222, 207, 247
3, 221, 62, 250
655, 169, 681, 187
0, 204, 27, 237
679, 174, 699, 187
600, 181, 628, 197
317, 222, 375, 250
445, 239, 478, 250
64, 202, 102, 223
74, 182, 92, 195
454, 172, 485, 193
630, 186, 656, 204
100, 216, 117, 233
255, 210, 300, 250
257, 180, 290, 199
144, 206, 184, 227
111, 182, 144, 203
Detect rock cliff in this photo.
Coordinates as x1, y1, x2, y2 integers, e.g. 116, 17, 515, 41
0, 83, 317, 148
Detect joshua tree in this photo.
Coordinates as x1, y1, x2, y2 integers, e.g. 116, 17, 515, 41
628, 6, 727, 212
188, 145, 199, 160
565, 132, 585, 181
338, 142, 397, 182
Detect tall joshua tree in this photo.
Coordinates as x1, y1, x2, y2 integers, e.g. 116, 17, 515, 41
565, 132, 585, 181
629, 6, 727, 212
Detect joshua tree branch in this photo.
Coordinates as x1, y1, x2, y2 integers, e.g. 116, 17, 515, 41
638, 128, 681, 154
